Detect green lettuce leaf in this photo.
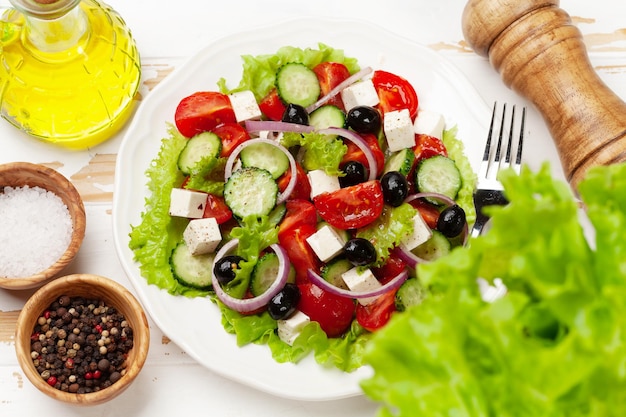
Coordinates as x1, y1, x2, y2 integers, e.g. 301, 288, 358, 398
361, 162, 626, 416
281, 131, 347, 175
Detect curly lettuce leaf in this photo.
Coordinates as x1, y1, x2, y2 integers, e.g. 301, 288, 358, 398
281, 131, 347, 175
443, 126, 477, 225
361, 162, 626, 416
218, 43, 360, 101
357, 203, 418, 265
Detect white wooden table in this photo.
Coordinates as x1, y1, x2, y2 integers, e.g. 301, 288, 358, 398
1, 1, 625, 415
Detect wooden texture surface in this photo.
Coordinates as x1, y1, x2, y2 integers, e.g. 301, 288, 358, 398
462, 0, 626, 189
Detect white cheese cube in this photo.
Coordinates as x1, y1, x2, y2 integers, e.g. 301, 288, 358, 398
413, 109, 445, 140
183, 217, 222, 255
169, 188, 207, 219
340, 79, 379, 110
341, 267, 382, 306
306, 225, 346, 262
277, 310, 310, 346
399, 212, 433, 251
384, 108, 416, 152
228, 90, 262, 122
307, 169, 340, 199
257, 130, 283, 141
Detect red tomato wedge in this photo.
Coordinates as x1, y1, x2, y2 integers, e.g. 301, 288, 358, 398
413, 133, 447, 163
340, 132, 385, 176
277, 162, 311, 201
259, 88, 287, 121
202, 194, 233, 224
212, 122, 250, 157
175, 91, 237, 138
278, 200, 320, 283
372, 70, 419, 120
312, 62, 351, 110
356, 290, 397, 332
297, 283, 356, 337
313, 180, 384, 230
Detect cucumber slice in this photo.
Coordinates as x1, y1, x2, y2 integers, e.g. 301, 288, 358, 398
276, 63, 321, 107
177, 132, 222, 175
309, 105, 346, 130
170, 242, 215, 290
411, 230, 451, 261
384, 148, 415, 176
224, 167, 278, 218
267, 203, 287, 227
415, 155, 462, 201
320, 257, 352, 290
239, 142, 290, 179
250, 252, 295, 296
394, 278, 425, 312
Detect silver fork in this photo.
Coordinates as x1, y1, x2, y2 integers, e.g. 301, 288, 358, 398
470, 102, 526, 238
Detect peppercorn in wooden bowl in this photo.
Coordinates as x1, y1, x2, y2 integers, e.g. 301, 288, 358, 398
15, 274, 150, 405
0, 162, 86, 290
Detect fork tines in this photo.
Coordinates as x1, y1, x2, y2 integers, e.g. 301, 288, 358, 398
480, 102, 526, 185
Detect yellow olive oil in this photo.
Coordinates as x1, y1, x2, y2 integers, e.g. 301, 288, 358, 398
0, 0, 141, 148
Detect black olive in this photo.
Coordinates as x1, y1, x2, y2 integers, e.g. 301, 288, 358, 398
267, 283, 301, 320
437, 204, 466, 238
380, 171, 409, 207
281, 103, 309, 125
344, 238, 377, 266
339, 161, 368, 187
346, 106, 381, 134
213, 255, 245, 286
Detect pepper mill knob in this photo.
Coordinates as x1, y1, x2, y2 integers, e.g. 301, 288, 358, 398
462, 0, 626, 189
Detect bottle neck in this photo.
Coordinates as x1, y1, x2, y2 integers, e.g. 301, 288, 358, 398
22, 2, 88, 54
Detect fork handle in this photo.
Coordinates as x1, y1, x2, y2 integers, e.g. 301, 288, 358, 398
462, 0, 626, 190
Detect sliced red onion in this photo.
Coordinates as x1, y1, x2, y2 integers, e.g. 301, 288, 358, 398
211, 239, 291, 313
305, 66, 373, 113
404, 192, 456, 207
224, 137, 298, 204
245, 120, 315, 135
306, 268, 408, 300
393, 246, 425, 270
318, 127, 378, 180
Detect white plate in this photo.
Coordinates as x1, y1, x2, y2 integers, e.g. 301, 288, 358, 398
113, 17, 490, 401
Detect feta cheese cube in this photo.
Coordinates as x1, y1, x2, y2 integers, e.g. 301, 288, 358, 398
257, 130, 283, 141
169, 188, 207, 219
277, 310, 310, 346
341, 267, 382, 305
228, 90, 262, 122
384, 108, 416, 152
399, 212, 433, 251
307, 169, 340, 199
340, 79, 379, 110
183, 217, 222, 255
306, 225, 346, 262
413, 109, 445, 140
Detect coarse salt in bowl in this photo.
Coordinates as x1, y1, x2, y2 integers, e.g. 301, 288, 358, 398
0, 162, 86, 290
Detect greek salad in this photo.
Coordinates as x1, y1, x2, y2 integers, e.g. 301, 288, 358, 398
129, 44, 476, 371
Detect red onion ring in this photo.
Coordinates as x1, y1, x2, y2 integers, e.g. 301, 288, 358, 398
211, 239, 291, 313
224, 138, 298, 204
245, 120, 314, 135
306, 268, 408, 300
305, 66, 373, 113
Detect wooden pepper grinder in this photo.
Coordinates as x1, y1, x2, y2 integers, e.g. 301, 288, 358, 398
462, 0, 626, 189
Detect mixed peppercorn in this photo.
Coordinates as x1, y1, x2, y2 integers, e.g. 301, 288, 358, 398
29, 295, 134, 394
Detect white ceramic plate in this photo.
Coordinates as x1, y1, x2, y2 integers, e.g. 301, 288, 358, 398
113, 17, 490, 401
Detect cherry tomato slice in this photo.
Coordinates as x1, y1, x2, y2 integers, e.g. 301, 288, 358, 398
372, 252, 407, 284
212, 122, 251, 157
372, 70, 419, 120
409, 198, 440, 229
312, 62, 351, 110
278, 200, 320, 283
413, 133, 447, 163
313, 180, 384, 230
297, 283, 356, 338
175, 91, 237, 138
259, 88, 287, 121
202, 194, 233, 224
276, 162, 311, 201
340, 133, 385, 176
356, 290, 397, 332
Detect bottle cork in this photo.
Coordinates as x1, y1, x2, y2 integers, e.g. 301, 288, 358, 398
462, 0, 626, 189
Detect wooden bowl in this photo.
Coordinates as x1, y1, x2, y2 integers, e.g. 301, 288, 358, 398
15, 274, 150, 405
0, 162, 86, 290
